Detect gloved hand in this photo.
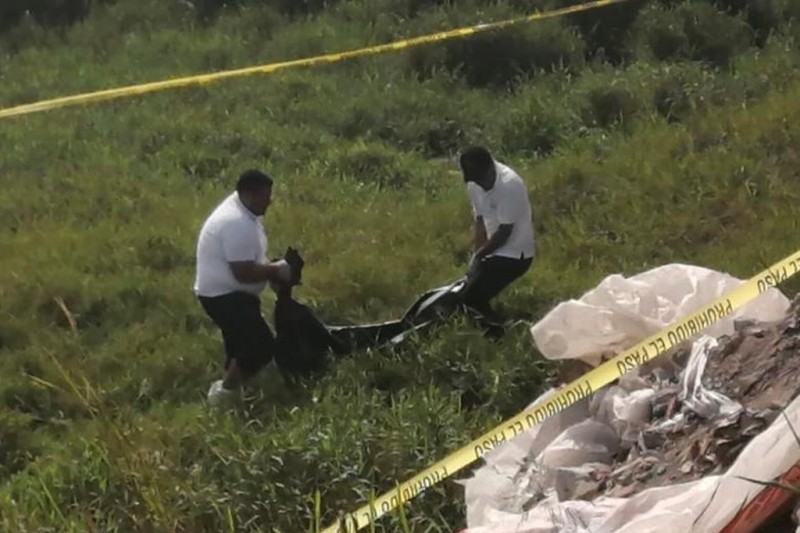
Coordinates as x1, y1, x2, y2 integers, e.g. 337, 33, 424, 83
269, 246, 305, 288
284, 246, 304, 285
271, 259, 293, 284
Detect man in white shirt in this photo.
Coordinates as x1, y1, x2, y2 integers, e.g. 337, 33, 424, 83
458, 146, 535, 322
194, 169, 296, 407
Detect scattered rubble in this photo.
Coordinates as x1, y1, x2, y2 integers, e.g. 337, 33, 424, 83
591, 300, 800, 503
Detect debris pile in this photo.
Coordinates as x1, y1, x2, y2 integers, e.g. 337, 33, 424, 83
586, 306, 800, 503
461, 294, 800, 533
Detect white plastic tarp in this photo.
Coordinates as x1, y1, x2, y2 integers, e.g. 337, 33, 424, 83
529, 263, 790, 367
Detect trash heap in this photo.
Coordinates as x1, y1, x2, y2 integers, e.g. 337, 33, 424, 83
459, 264, 800, 533
594, 312, 800, 503
546, 306, 800, 504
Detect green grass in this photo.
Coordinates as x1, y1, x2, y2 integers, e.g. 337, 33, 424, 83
1, 0, 800, 531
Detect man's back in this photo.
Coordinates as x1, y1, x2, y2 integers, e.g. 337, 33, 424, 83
468, 162, 535, 260
194, 192, 268, 297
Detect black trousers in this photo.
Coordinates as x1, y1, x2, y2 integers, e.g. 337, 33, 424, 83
198, 291, 275, 377
461, 255, 533, 315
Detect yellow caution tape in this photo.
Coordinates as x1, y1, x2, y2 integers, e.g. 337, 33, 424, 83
0, 0, 632, 120
323, 248, 800, 532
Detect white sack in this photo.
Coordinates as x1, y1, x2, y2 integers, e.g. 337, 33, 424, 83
529, 264, 790, 366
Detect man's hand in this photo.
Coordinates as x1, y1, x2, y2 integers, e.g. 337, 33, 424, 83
473, 216, 488, 252
230, 247, 305, 287
270, 259, 293, 283
475, 224, 512, 259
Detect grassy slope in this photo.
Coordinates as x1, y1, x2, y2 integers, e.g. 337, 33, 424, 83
1, 0, 800, 531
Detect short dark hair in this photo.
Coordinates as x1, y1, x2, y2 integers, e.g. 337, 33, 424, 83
459, 146, 494, 182
236, 169, 273, 194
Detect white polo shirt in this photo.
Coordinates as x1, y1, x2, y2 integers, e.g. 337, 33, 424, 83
467, 161, 535, 260
193, 192, 269, 297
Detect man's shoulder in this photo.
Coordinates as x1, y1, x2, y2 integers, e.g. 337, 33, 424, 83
496, 164, 526, 191
496, 161, 523, 180
203, 195, 254, 232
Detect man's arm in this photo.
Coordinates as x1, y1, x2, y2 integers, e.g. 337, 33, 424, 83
229, 260, 290, 284
475, 223, 512, 260
474, 178, 524, 259
473, 216, 488, 252
220, 222, 292, 285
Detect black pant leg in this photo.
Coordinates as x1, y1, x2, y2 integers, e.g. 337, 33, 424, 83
462, 256, 532, 313
199, 292, 275, 377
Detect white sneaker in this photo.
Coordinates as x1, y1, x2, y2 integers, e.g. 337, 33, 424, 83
207, 380, 234, 408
